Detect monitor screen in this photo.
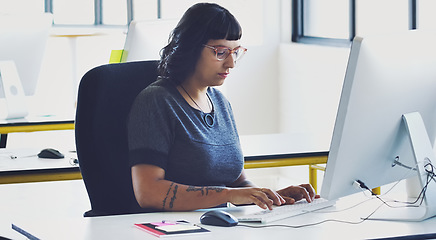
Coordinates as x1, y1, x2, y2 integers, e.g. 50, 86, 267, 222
121, 19, 177, 62
320, 31, 436, 221
0, 13, 52, 97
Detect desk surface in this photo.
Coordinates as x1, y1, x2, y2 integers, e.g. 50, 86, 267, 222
0, 114, 74, 129
0, 148, 77, 172
240, 133, 329, 159
0, 133, 329, 184
0, 148, 80, 184
0, 114, 75, 148
1, 180, 435, 240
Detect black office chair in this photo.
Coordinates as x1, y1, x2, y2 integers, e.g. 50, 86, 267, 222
75, 60, 158, 217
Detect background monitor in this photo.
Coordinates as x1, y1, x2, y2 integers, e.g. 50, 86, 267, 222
121, 19, 177, 62
0, 13, 53, 97
320, 31, 436, 221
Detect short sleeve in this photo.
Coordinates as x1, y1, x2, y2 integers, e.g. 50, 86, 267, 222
127, 85, 174, 170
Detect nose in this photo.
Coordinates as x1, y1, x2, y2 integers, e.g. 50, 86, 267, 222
224, 54, 236, 69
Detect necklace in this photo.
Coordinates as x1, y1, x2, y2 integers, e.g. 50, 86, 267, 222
180, 85, 211, 112
180, 85, 215, 127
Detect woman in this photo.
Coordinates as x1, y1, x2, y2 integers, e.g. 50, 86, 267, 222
127, 2, 318, 212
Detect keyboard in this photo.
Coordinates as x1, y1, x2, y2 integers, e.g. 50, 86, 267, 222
237, 198, 335, 223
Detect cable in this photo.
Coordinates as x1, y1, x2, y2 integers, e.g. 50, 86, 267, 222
356, 162, 435, 208
354, 180, 414, 209
314, 198, 372, 214
236, 162, 436, 230
392, 156, 418, 171
381, 158, 428, 197
237, 190, 386, 229
237, 218, 364, 229
388, 161, 435, 206
237, 202, 385, 229
356, 159, 436, 208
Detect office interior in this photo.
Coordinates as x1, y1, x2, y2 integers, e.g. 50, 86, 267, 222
2, 0, 338, 190
2, 0, 436, 231
0, 0, 436, 239
5, 1, 435, 192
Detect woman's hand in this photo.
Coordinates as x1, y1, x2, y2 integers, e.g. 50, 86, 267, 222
227, 187, 285, 210
276, 184, 320, 204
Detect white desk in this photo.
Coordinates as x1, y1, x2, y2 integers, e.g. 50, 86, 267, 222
0, 114, 74, 148
1, 180, 435, 240
240, 133, 329, 157
0, 148, 80, 184
241, 133, 329, 191
0, 134, 328, 189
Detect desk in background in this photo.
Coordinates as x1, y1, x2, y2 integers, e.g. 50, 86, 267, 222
0, 115, 74, 148
240, 133, 329, 191
1, 179, 435, 240
0, 134, 328, 190
0, 114, 77, 184
0, 148, 80, 184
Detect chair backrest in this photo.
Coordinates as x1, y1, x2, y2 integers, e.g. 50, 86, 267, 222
75, 60, 158, 217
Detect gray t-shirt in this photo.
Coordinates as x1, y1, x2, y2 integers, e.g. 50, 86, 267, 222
128, 77, 244, 187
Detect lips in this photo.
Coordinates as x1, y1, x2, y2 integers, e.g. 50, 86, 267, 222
218, 73, 229, 78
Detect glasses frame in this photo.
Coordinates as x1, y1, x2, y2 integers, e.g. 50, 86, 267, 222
203, 44, 247, 62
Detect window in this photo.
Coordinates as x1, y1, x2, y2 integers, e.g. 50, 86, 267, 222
293, 0, 422, 47
303, 0, 350, 40
47, 0, 131, 26
36, 0, 158, 26
1, 0, 260, 29
51, 0, 95, 25
132, 0, 159, 21
356, 0, 409, 36
102, 0, 128, 25
292, 0, 354, 47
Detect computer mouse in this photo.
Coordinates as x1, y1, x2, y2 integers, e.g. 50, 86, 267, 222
200, 210, 238, 227
37, 148, 64, 159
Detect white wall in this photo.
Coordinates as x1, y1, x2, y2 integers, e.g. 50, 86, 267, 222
224, 0, 281, 135
278, 43, 350, 147
226, 0, 350, 145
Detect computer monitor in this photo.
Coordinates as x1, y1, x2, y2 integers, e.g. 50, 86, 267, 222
320, 31, 436, 221
0, 13, 52, 119
121, 19, 177, 62
0, 13, 52, 96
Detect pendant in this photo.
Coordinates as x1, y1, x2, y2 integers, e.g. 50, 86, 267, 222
204, 113, 214, 127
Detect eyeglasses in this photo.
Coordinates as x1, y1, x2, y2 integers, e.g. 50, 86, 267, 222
203, 44, 247, 62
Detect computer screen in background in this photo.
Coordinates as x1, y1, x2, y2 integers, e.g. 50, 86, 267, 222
0, 13, 52, 119
121, 19, 177, 62
321, 31, 436, 221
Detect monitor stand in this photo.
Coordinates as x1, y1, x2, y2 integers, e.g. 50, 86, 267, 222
0, 61, 28, 119
367, 112, 436, 222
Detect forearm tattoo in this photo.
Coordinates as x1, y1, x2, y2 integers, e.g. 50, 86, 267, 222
169, 184, 178, 209
162, 184, 224, 210
186, 186, 225, 195
162, 182, 174, 210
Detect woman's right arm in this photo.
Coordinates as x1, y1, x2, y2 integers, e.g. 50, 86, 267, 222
131, 164, 283, 211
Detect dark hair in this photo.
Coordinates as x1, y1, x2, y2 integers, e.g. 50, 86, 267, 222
158, 3, 242, 84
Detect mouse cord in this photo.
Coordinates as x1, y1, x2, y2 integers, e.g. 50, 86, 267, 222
237, 201, 386, 229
